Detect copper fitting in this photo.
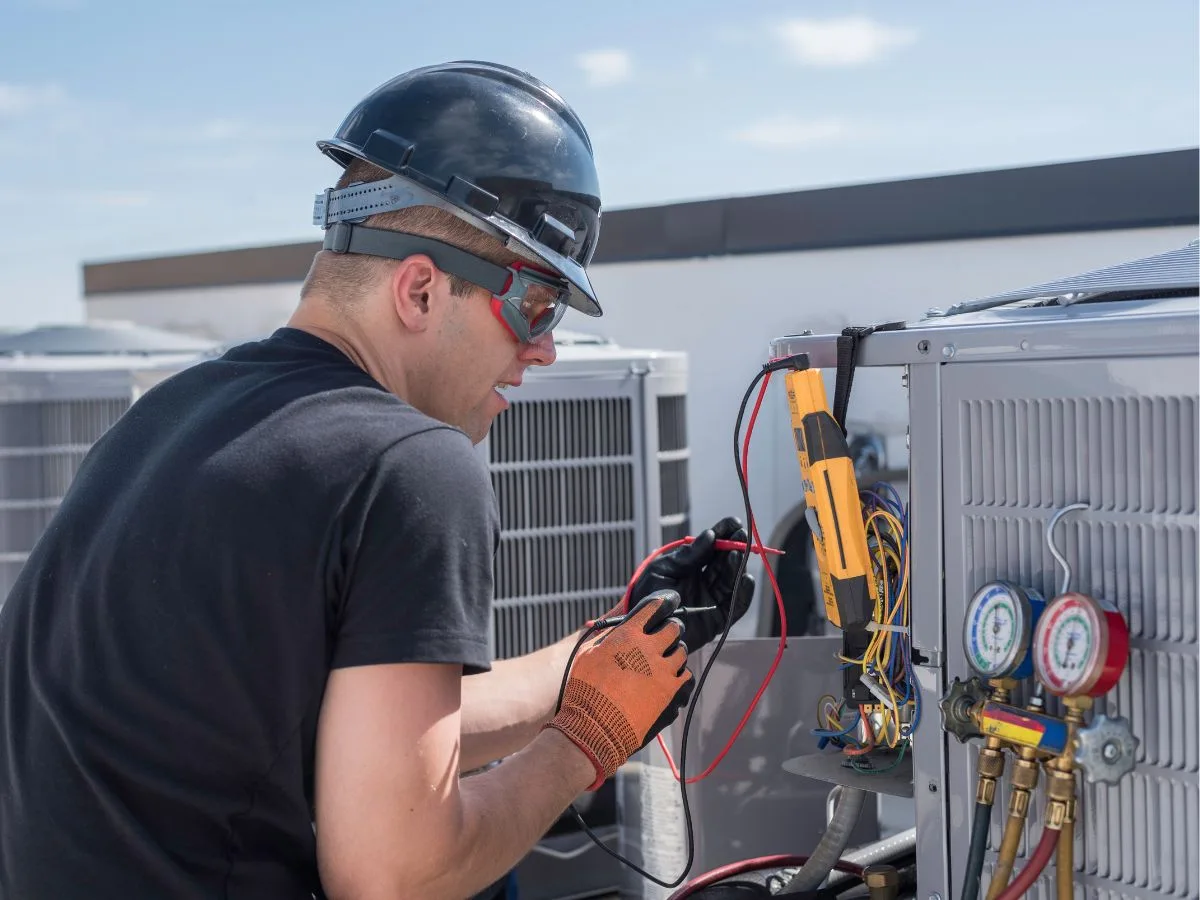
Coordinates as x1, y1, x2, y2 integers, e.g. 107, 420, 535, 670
863, 863, 900, 900
1044, 798, 1069, 830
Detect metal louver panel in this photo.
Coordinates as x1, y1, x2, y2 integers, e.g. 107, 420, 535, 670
488, 392, 642, 660
485, 363, 690, 661
943, 355, 1199, 900
656, 394, 690, 544
0, 398, 130, 600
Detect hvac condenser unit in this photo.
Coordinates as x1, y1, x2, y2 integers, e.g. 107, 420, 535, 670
745, 241, 1199, 900
481, 329, 689, 900
0, 322, 216, 605
481, 329, 690, 661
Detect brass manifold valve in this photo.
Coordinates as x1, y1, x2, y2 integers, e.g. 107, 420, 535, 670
940, 675, 1139, 787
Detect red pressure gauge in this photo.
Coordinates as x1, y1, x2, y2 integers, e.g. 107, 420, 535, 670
1032, 592, 1130, 697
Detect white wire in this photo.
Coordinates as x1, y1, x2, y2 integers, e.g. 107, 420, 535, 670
529, 827, 620, 860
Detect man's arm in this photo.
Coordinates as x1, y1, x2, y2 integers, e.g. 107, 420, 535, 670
459, 629, 582, 772
314, 660, 595, 900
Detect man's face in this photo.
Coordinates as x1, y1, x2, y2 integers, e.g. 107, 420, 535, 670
428, 274, 560, 444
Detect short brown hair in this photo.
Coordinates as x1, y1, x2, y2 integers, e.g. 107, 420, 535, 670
300, 159, 520, 303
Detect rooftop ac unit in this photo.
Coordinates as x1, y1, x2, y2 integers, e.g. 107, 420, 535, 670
481, 329, 689, 660
481, 329, 689, 900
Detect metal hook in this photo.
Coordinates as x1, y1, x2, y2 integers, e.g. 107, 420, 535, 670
1046, 502, 1088, 595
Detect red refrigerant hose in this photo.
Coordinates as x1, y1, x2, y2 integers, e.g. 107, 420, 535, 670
664, 854, 865, 900
993, 825, 1059, 900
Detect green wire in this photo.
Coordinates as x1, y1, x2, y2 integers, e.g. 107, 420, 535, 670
848, 740, 908, 775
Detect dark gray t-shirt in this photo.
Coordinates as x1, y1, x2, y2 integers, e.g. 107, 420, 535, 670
0, 327, 499, 899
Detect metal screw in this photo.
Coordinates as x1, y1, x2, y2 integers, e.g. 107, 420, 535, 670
942, 344, 956, 359
929, 892, 943, 900
917, 340, 930, 354
1020, 339, 1030, 351
1102, 741, 1120, 762
928, 781, 938, 792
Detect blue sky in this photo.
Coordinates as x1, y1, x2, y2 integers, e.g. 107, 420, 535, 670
1, 0, 1196, 327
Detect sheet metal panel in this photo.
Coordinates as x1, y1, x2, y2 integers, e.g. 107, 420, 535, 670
938, 353, 1198, 900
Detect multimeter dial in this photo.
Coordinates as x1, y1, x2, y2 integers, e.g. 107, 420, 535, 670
963, 581, 1044, 679
1033, 592, 1130, 697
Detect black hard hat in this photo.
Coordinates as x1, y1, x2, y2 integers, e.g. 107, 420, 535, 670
314, 60, 603, 317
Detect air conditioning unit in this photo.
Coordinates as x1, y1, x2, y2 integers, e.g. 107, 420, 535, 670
481, 329, 689, 660
481, 328, 689, 900
0, 322, 216, 605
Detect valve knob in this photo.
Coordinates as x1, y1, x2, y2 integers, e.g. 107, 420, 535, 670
939, 676, 987, 743
1074, 713, 1139, 784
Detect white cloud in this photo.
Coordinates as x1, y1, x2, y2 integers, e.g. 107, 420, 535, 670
576, 50, 633, 87
731, 116, 848, 149
0, 83, 66, 118
776, 16, 917, 67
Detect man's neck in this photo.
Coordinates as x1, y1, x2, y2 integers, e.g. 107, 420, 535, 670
286, 300, 408, 399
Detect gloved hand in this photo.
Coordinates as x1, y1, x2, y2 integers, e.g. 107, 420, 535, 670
628, 516, 756, 652
546, 589, 694, 791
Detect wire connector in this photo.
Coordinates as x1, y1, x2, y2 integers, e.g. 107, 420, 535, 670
764, 353, 810, 373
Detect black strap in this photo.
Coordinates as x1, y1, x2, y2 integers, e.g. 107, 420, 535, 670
323, 221, 512, 295
832, 322, 906, 435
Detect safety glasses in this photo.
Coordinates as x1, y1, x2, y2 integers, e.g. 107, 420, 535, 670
489, 261, 571, 344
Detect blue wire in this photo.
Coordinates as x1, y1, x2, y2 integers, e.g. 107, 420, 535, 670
811, 710, 861, 739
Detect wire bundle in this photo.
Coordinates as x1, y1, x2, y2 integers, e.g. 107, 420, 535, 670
814, 482, 921, 759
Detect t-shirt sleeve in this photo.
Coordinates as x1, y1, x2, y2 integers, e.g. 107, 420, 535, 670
330, 426, 498, 674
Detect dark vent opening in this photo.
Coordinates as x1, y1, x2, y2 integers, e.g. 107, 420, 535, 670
659, 458, 689, 517
657, 395, 688, 452
661, 520, 691, 544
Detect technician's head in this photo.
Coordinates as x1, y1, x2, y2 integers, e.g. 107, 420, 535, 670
299, 60, 604, 444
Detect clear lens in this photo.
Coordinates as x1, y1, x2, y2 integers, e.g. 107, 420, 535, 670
498, 264, 571, 340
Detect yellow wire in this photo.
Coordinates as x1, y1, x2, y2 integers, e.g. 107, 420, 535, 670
826, 491, 917, 753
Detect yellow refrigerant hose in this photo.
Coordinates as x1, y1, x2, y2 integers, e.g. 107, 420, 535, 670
984, 742, 1040, 899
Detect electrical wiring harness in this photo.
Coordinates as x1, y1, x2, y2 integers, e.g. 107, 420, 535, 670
812, 481, 920, 763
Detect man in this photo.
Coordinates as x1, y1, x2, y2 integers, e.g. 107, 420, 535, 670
0, 61, 753, 899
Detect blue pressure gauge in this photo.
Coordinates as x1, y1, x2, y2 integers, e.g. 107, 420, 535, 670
963, 581, 1047, 680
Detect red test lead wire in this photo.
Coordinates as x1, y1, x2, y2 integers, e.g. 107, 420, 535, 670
620, 369, 791, 785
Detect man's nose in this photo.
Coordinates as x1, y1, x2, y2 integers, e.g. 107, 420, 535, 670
519, 329, 557, 366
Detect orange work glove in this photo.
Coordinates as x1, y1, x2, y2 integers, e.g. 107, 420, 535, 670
545, 589, 694, 791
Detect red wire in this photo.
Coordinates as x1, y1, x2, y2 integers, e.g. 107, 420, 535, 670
617, 370, 791, 784
663, 853, 865, 900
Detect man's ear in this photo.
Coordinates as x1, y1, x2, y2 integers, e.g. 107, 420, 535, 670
390, 255, 438, 332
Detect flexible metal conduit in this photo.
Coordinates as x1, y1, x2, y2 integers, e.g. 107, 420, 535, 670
822, 826, 918, 888
777, 786, 867, 894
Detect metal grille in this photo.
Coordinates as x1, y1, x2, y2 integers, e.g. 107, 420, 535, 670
960, 396, 1197, 514
489, 395, 640, 659
950, 381, 1199, 899
657, 395, 690, 544
0, 398, 130, 600
489, 396, 633, 462
657, 395, 687, 453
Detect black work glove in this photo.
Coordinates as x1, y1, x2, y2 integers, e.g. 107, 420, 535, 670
628, 516, 756, 652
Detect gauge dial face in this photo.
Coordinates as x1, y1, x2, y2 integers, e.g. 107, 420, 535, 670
1034, 593, 1104, 695
964, 582, 1027, 677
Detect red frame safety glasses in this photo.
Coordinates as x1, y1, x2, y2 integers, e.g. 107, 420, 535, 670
489, 260, 571, 343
